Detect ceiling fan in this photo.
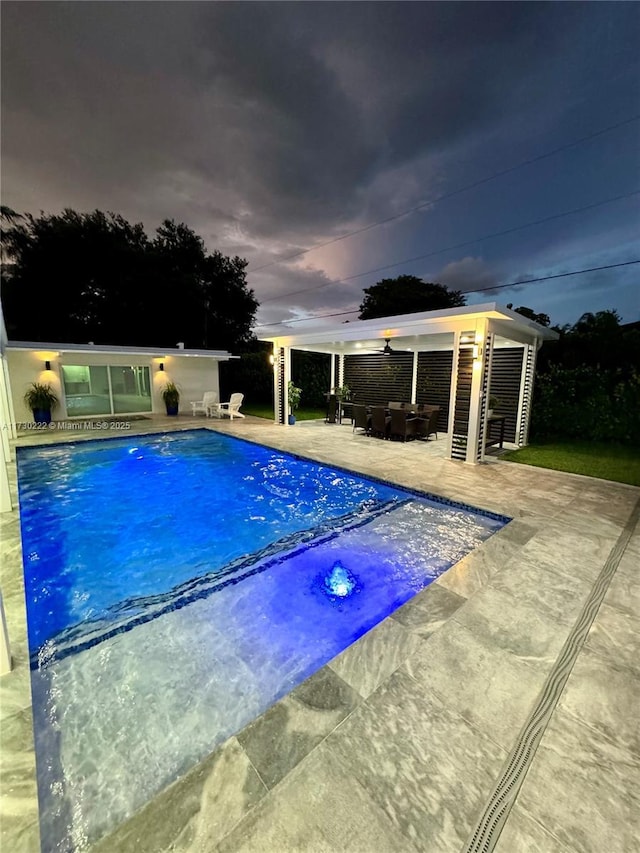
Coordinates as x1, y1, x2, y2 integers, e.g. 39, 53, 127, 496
365, 337, 394, 355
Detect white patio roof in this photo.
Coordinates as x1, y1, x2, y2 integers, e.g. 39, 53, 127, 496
256, 302, 558, 354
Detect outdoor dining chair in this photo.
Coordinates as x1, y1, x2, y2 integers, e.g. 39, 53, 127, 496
415, 407, 440, 440
325, 394, 339, 424
352, 404, 371, 435
389, 407, 421, 441
369, 406, 391, 439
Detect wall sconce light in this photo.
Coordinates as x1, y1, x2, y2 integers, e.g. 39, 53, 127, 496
472, 344, 483, 361
45, 360, 51, 371
269, 354, 275, 366
159, 362, 165, 371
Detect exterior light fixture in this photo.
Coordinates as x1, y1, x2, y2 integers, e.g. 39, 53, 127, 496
269, 354, 275, 365
159, 362, 165, 371
44, 360, 51, 371
472, 344, 483, 361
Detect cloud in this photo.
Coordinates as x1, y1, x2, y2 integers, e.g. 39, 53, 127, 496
436, 256, 501, 295
2, 1, 638, 328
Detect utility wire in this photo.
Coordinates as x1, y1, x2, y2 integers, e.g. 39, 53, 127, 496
249, 113, 640, 273
260, 189, 640, 303
257, 259, 640, 327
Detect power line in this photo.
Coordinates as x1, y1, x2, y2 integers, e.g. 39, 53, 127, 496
259, 308, 362, 327
257, 259, 640, 327
469, 259, 640, 293
249, 113, 640, 273
260, 189, 640, 303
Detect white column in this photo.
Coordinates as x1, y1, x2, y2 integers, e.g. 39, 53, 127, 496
446, 331, 461, 460
0, 355, 12, 512
519, 342, 538, 446
283, 346, 292, 425
0, 592, 11, 675
1, 358, 16, 439
330, 353, 336, 392
0, 376, 11, 465
410, 351, 418, 404
272, 345, 280, 424
466, 319, 489, 464
338, 354, 344, 388
0, 445, 11, 514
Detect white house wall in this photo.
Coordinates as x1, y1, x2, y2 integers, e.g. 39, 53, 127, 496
154, 356, 221, 415
6, 350, 222, 422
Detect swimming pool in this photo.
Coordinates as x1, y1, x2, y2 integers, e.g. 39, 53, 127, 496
18, 429, 508, 851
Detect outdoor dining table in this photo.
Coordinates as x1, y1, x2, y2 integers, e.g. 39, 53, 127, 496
329, 400, 423, 426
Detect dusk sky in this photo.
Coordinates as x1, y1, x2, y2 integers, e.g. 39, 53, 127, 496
2, 1, 639, 331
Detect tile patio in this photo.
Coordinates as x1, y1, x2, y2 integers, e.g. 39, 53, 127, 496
1, 415, 638, 853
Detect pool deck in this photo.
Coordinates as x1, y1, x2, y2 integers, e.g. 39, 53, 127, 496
1, 415, 639, 853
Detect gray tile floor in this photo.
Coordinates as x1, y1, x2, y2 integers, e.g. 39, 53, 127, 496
1, 415, 638, 852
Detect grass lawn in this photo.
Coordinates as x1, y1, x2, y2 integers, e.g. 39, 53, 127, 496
502, 441, 640, 487
240, 404, 326, 421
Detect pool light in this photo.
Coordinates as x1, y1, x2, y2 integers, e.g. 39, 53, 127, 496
323, 561, 357, 599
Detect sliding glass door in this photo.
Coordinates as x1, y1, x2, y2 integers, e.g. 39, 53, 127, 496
61, 365, 111, 416
110, 366, 152, 413
61, 365, 152, 416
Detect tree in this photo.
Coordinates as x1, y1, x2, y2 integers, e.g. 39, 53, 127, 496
358, 275, 465, 320
506, 304, 550, 327
1, 209, 151, 343
0, 209, 258, 349
537, 307, 640, 377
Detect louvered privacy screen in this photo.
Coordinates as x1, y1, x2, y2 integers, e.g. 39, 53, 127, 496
490, 348, 524, 444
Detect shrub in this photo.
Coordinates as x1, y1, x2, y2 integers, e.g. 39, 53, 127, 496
531, 366, 640, 445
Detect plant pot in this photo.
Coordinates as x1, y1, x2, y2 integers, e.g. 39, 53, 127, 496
288, 414, 296, 425
165, 405, 179, 416
33, 409, 52, 424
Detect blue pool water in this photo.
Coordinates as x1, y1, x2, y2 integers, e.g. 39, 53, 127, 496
18, 429, 508, 851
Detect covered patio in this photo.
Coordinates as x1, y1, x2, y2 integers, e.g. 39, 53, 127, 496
257, 303, 558, 464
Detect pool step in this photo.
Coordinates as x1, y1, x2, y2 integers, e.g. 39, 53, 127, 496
34, 497, 412, 668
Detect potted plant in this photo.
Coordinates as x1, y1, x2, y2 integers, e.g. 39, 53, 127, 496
287, 381, 302, 425
162, 381, 180, 416
24, 382, 58, 424
336, 384, 351, 401
488, 394, 500, 417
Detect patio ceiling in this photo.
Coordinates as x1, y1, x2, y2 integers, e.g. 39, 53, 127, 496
256, 302, 558, 355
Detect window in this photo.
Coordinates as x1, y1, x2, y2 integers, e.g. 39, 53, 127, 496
61, 365, 152, 416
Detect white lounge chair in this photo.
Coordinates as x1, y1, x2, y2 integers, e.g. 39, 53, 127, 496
212, 392, 245, 420
190, 391, 219, 417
